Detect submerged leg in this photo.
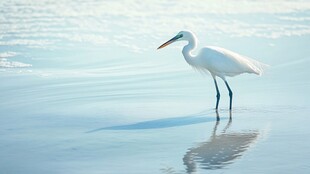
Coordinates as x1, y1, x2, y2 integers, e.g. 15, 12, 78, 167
224, 80, 233, 110
213, 78, 220, 110
215, 110, 220, 122
223, 111, 232, 133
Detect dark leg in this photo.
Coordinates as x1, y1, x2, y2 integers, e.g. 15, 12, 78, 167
224, 80, 233, 110
213, 78, 220, 110
216, 110, 220, 122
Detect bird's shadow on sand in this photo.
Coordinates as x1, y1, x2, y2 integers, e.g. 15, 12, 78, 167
86, 110, 228, 133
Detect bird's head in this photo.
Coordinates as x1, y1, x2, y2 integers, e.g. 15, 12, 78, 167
157, 30, 195, 49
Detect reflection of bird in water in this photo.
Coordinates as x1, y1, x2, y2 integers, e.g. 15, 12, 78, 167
183, 111, 259, 173
158, 31, 267, 110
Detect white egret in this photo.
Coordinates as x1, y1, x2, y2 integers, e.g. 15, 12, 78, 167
157, 31, 267, 110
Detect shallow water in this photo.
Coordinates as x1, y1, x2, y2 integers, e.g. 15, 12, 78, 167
1, 0, 310, 173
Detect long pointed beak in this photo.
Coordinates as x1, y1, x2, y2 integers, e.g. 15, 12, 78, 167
157, 34, 182, 50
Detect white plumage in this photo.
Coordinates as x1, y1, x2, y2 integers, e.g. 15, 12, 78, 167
198, 46, 267, 77
158, 30, 268, 110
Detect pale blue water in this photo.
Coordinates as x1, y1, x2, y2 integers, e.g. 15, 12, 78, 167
1, 0, 310, 173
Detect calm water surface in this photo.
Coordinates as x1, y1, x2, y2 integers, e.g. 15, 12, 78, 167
0, 0, 310, 173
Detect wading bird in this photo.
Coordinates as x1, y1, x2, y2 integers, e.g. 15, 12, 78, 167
157, 31, 267, 110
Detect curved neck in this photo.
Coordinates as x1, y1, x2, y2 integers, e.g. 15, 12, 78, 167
182, 37, 198, 66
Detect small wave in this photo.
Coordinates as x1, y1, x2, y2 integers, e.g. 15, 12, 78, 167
0, 51, 18, 58
0, 59, 32, 68
0, 51, 32, 68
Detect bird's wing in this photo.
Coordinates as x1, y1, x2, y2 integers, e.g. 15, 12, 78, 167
200, 46, 268, 77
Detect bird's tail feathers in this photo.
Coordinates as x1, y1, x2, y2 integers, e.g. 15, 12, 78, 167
246, 57, 269, 76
